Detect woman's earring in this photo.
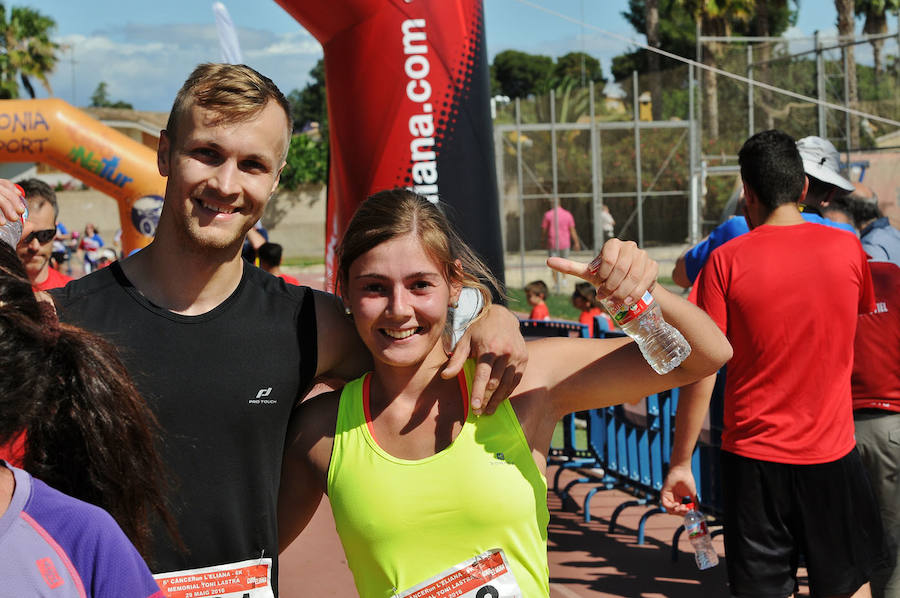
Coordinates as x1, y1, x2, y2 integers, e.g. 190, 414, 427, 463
450, 299, 459, 309
344, 306, 352, 316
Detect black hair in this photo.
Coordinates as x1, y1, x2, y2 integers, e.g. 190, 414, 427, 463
738, 130, 805, 211
829, 194, 882, 230
572, 281, 601, 308
258, 242, 283, 267
0, 243, 179, 561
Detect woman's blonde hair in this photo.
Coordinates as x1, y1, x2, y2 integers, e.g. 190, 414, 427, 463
336, 188, 501, 315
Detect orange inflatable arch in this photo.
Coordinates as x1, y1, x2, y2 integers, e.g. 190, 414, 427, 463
0, 98, 164, 256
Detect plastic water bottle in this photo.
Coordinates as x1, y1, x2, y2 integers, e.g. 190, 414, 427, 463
600, 290, 691, 374
683, 502, 719, 570
0, 184, 27, 248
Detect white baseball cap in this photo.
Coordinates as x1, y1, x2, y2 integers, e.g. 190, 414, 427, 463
796, 136, 855, 192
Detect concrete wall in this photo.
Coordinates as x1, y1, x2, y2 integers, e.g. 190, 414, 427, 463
261, 184, 326, 258
55, 184, 328, 259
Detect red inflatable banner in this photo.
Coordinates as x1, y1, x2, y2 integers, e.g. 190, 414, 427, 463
275, 0, 503, 288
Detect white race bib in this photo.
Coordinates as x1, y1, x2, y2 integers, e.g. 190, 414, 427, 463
153, 558, 274, 598
396, 549, 521, 598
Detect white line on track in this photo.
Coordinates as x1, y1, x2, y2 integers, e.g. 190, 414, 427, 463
550, 583, 586, 597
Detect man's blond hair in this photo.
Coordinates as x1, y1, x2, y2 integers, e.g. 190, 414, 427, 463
165, 63, 293, 159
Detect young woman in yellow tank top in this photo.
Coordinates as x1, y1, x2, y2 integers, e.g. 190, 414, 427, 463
279, 188, 732, 598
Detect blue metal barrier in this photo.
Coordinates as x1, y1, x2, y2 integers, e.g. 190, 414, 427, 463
526, 320, 728, 563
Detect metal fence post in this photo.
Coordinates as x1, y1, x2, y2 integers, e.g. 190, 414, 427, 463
515, 98, 525, 288
589, 80, 602, 254
747, 44, 754, 137
689, 63, 699, 245
550, 89, 561, 292
816, 31, 827, 139
633, 71, 644, 247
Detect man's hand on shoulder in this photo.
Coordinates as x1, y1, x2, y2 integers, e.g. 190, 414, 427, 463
443, 303, 527, 416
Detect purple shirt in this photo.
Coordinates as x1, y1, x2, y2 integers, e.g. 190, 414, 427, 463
0, 461, 163, 598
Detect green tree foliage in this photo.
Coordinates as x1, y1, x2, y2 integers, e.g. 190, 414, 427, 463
89, 81, 133, 109
614, 0, 797, 136
287, 58, 327, 133
492, 50, 554, 98
857, 0, 900, 74
280, 59, 330, 187
615, 1, 796, 79
614, 0, 696, 80
280, 133, 327, 190
551, 52, 606, 86
0, 4, 59, 99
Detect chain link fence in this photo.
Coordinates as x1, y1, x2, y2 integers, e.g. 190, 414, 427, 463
495, 33, 900, 290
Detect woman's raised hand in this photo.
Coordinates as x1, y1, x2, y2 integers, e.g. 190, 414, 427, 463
548, 238, 658, 307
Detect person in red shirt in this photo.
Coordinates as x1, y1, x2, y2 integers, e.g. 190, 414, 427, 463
524, 279, 549, 320
852, 261, 900, 596
571, 281, 614, 336
825, 196, 900, 596
661, 130, 886, 597
257, 241, 300, 285
15, 179, 73, 291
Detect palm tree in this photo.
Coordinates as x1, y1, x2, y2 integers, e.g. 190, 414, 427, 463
678, 0, 755, 140
645, 0, 663, 120
0, 4, 59, 99
856, 0, 899, 75
835, 0, 859, 147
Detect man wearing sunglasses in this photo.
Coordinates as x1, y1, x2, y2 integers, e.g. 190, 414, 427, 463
15, 179, 72, 291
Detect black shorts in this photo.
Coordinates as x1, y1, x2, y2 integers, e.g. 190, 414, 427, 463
721, 449, 887, 598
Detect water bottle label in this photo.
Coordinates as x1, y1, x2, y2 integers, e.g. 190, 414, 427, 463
687, 519, 709, 539
608, 290, 654, 325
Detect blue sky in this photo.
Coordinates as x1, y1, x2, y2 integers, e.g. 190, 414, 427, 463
30, 0, 886, 112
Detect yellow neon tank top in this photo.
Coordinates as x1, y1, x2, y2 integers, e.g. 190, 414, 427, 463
327, 360, 550, 598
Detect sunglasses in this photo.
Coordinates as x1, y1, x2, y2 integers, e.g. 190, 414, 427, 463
24, 228, 56, 245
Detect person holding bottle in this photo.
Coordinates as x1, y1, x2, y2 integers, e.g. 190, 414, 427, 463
661, 130, 887, 597
278, 188, 732, 598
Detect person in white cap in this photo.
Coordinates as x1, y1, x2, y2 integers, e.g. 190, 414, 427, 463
795, 135, 856, 209
671, 135, 856, 288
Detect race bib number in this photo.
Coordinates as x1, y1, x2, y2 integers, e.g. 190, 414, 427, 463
397, 549, 521, 598
154, 558, 273, 598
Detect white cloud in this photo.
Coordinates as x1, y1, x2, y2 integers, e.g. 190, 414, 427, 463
39, 24, 323, 111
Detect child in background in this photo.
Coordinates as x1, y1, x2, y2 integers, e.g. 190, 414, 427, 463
572, 281, 614, 336
525, 280, 550, 320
